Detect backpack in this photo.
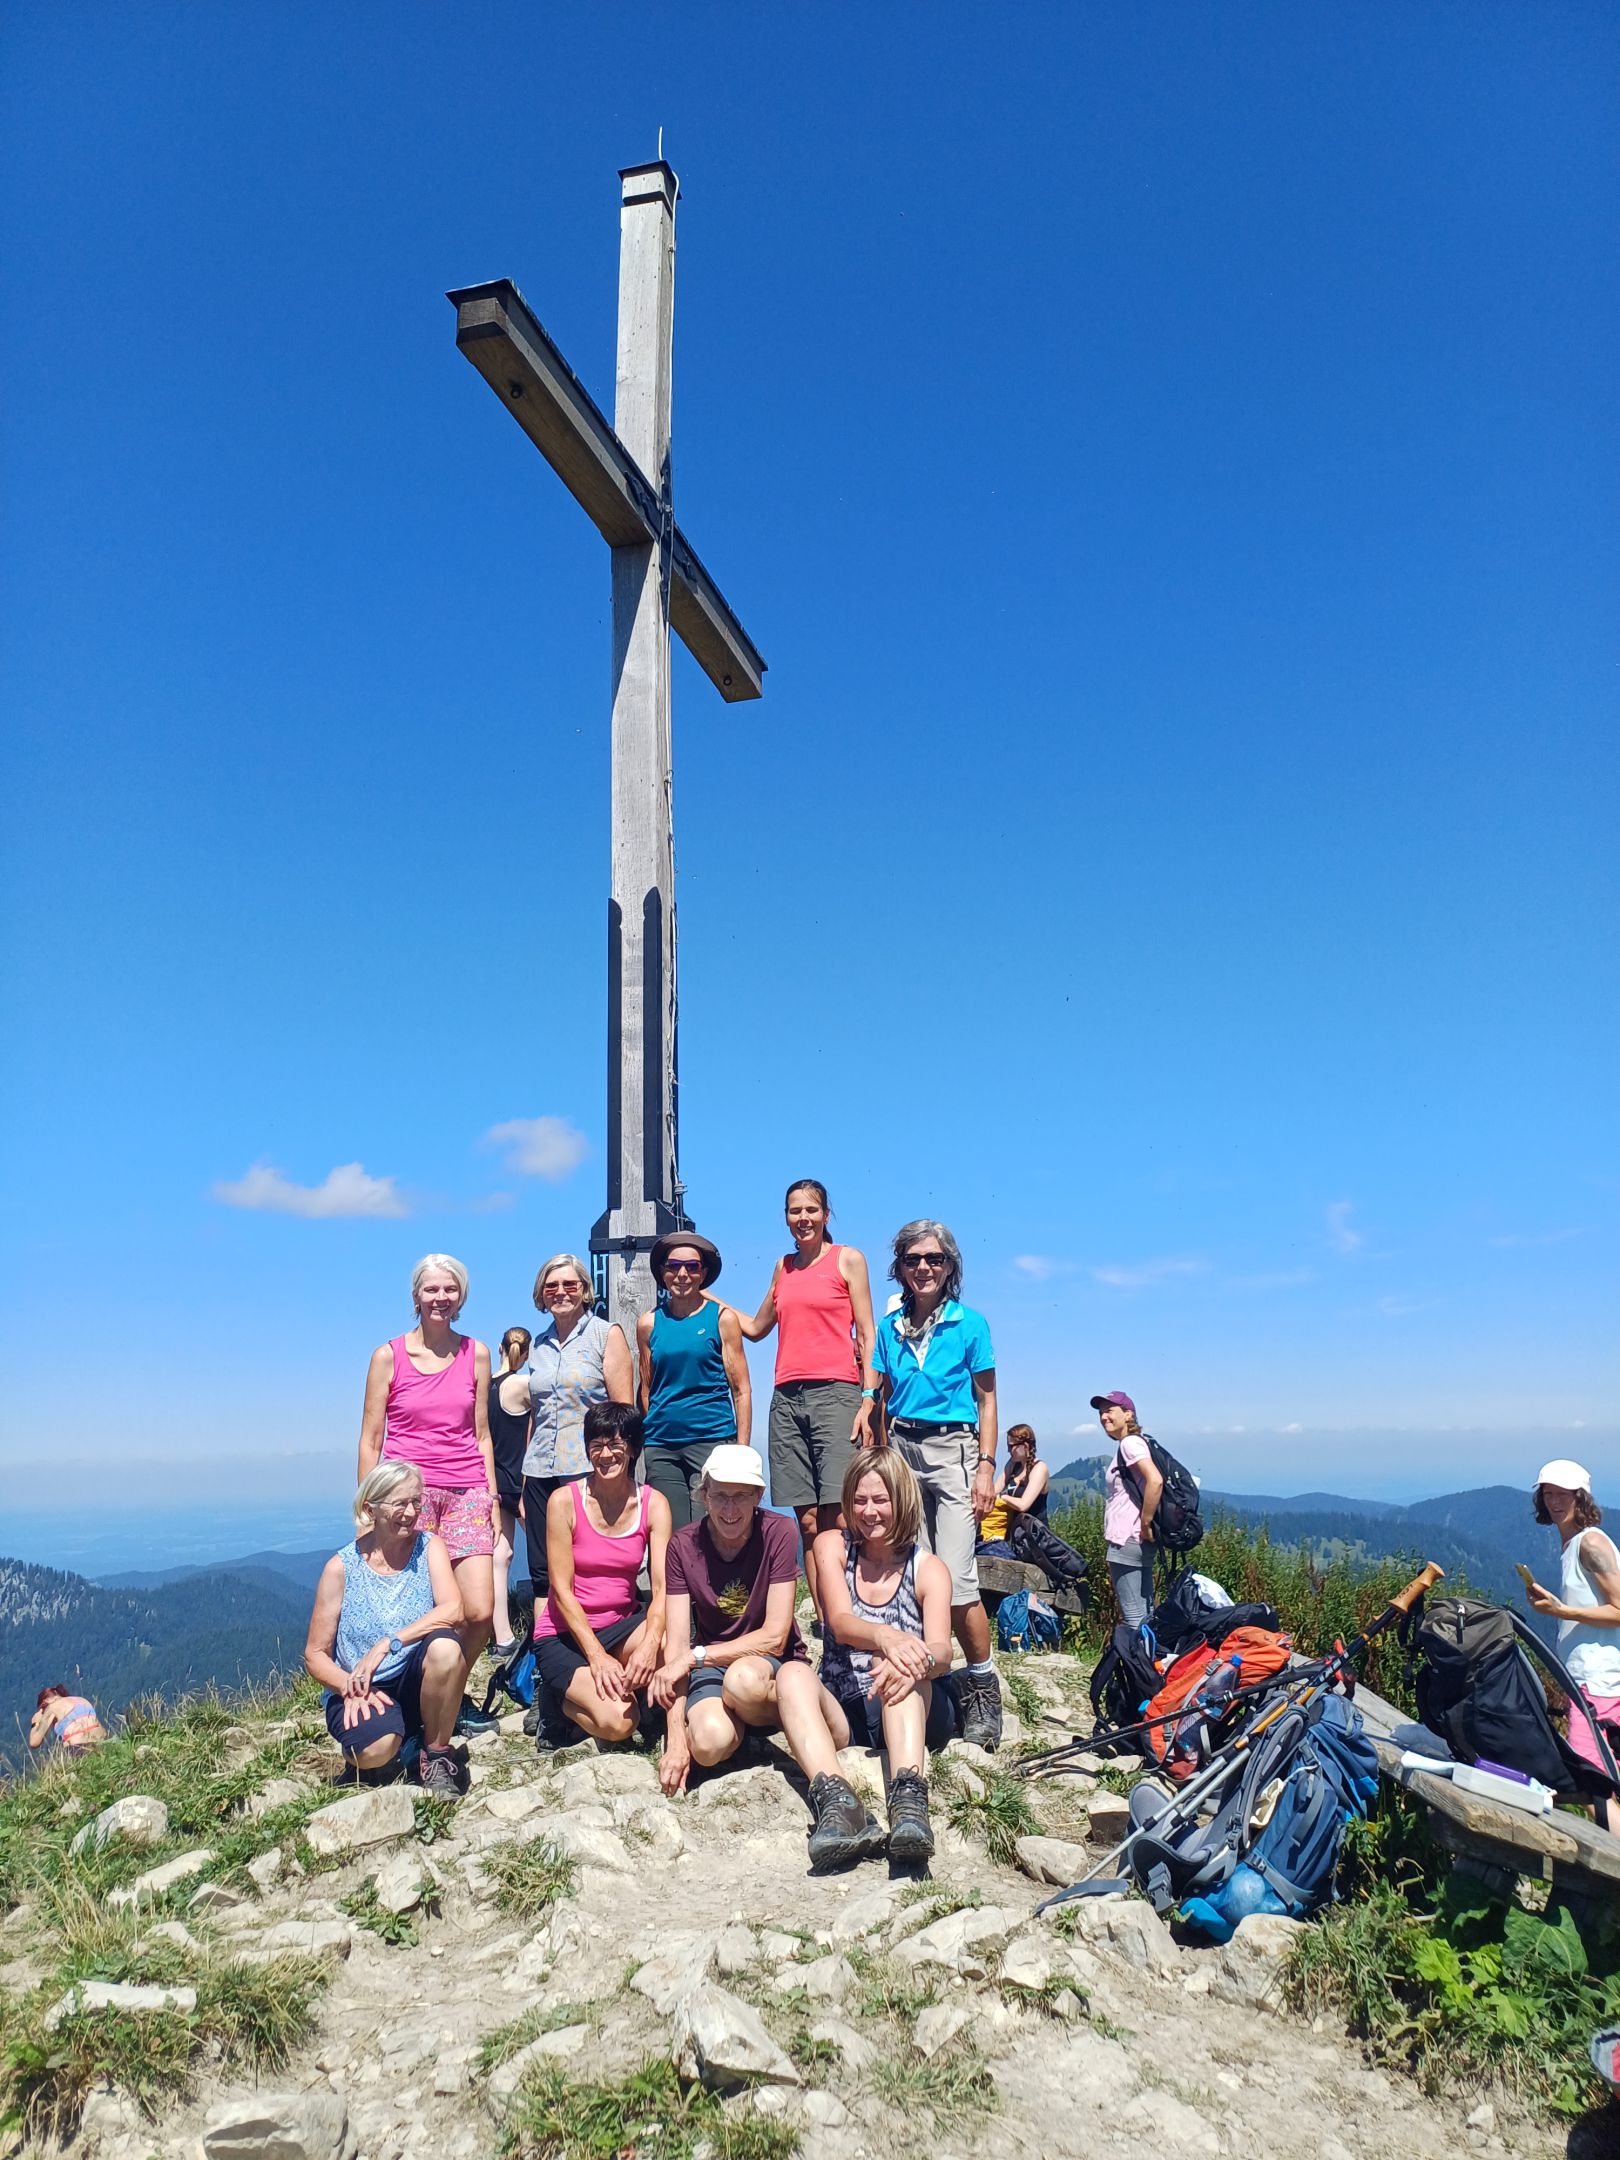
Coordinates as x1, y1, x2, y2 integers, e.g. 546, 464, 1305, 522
1118, 1436, 1204, 1554
1140, 1626, 1294, 1778
1008, 1512, 1090, 1601
1088, 1621, 1166, 1753
1131, 1693, 1379, 1941
995, 1588, 1063, 1653
479, 1636, 537, 1716
1150, 1569, 1281, 1658
1406, 1595, 1609, 1799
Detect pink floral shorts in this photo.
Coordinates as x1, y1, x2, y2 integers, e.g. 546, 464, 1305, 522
1569, 1689, 1620, 1776
417, 1482, 496, 1561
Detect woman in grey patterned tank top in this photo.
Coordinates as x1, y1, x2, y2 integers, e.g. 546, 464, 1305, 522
813, 1449, 956, 1861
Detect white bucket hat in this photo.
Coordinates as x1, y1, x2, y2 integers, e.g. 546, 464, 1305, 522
1535, 1458, 1592, 1493
701, 1443, 766, 1491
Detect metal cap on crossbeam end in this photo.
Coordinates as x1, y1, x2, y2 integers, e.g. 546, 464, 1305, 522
620, 161, 678, 211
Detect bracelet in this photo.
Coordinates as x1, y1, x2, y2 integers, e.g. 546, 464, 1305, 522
977, 1454, 996, 1465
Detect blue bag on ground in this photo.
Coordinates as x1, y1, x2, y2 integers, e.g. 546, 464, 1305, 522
996, 1590, 1062, 1652
1124, 1693, 1378, 1943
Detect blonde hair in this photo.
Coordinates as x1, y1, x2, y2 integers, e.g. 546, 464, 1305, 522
411, 1253, 468, 1316
532, 1252, 594, 1313
841, 1448, 924, 1552
354, 1460, 422, 1531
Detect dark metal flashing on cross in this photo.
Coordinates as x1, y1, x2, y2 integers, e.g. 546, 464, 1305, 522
447, 160, 765, 1337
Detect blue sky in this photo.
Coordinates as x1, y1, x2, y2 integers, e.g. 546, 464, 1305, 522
4, 4, 1615, 1560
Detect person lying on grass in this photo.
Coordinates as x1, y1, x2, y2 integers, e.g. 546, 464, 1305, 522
305, 1461, 468, 1795
649, 1442, 886, 1869
534, 1400, 672, 1745
813, 1446, 955, 1861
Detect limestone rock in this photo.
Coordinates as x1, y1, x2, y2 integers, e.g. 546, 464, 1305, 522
827, 1881, 905, 1942
304, 1786, 416, 1857
1013, 1834, 1091, 1887
240, 1778, 310, 1819
999, 1931, 1054, 1991
189, 1881, 253, 1915
247, 1848, 285, 1894
480, 1783, 549, 1824
803, 2090, 850, 2127
45, 1979, 197, 2030
894, 1903, 1021, 1977
914, 2002, 972, 2057
1208, 1912, 1308, 2009
632, 1933, 716, 2014
371, 1851, 430, 1915
758, 1928, 803, 1962
713, 1922, 759, 1975
1084, 1791, 1133, 1842
544, 1819, 634, 1872
612, 1796, 686, 1858
584, 1752, 660, 1796
1120, 2088, 1220, 2153
1061, 1892, 1179, 1974
258, 1916, 353, 1956
107, 1847, 215, 1909
200, 2090, 356, 2159
69, 1794, 169, 1856
147, 1920, 200, 1952
776, 1952, 854, 2003
670, 1981, 801, 2090
498, 1708, 530, 1736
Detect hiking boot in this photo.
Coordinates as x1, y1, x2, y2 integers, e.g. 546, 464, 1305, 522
454, 1695, 500, 1737
957, 1668, 1004, 1751
522, 1701, 541, 1736
415, 1746, 463, 1798
806, 1773, 886, 1871
885, 1768, 934, 1862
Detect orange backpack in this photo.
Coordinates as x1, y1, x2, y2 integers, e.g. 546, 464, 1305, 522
1142, 1627, 1293, 1778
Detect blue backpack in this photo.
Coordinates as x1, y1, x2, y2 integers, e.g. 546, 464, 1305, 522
1127, 1694, 1379, 1942
996, 1589, 1062, 1653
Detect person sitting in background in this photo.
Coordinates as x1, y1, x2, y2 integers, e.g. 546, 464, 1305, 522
651, 1443, 885, 1868
305, 1462, 468, 1794
1096, 1390, 1163, 1629
976, 1424, 1089, 1593
814, 1448, 954, 1860
535, 1402, 671, 1746
1526, 1458, 1620, 1833
28, 1685, 105, 1754
488, 1324, 533, 1656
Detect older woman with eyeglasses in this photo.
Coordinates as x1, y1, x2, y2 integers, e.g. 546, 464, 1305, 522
869, 1219, 1002, 1749
521, 1254, 634, 1601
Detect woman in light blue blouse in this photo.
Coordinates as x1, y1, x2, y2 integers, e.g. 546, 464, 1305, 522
522, 1252, 635, 1597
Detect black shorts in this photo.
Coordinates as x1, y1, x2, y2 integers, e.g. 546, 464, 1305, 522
535, 1607, 646, 1694
828, 1672, 959, 1754
324, 1628, 462, 1753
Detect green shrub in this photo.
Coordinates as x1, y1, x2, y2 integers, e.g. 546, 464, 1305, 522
504, 2057, 796, 2159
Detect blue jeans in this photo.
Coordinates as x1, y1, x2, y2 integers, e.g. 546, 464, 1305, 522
1107, 1542, 1155, 1628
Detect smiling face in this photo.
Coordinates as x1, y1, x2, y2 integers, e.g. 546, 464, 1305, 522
415, 1270, 463, 1325
1099, 1404, 1132, 1441
785, 1186, 828, 1247
899, 1242, 948, 1304
850, 1469, 895, 1546
372, 1474, 423, 1536
704, 1479, 760, 1541
662, 1246, 705, 1292
541, 1266, 587, 1318
1538, 1483, 1581, 1530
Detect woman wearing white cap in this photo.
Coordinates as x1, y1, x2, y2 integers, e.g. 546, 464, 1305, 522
650, 1441, 885, 1870
1525, 1458, 1620, 1831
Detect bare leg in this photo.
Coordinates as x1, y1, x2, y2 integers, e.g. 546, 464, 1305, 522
563, 1667, 637, 1744
347, 1733, 403, 1771
952, 1599, 992, 1665
451, 1552, 495, 1668
687, 1698, 745, 1767
722, 1656, 789, 1729
772, 1660, 842, 1783
877, 1684, 930, 1776
491, 1506, 519, 1647
417, 1637, 469, 1749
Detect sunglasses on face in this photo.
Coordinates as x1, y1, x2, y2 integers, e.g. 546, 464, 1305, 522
543, 1280, 583, 1298
901, 1252, 946, 1270
663, 1260, 703, 1276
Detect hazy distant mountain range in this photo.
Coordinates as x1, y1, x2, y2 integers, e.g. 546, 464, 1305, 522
0, 1467, 1569, 1764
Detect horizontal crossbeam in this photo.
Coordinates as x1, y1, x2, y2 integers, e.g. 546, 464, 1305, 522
448, 278, 765, 703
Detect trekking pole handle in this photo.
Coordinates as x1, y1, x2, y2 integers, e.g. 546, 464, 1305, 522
1386, 1561, 1445, 1618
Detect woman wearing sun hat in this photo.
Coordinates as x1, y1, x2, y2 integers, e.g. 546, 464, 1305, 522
637, 1231, 751, 1531
1525, 1458, 1620, 1832
1095, 1389, 1165, 1629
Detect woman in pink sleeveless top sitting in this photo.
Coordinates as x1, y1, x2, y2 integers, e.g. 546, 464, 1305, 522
358, 1253, 498, 1665
735, 1179, 877, 1613
536, 1400, 672, 1744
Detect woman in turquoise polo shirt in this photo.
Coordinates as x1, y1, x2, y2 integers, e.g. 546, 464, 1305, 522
870, 1217, 1002, 1750
636, 1231, 752, 1531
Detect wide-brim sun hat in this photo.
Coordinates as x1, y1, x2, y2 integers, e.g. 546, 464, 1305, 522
701, 1443, 766, 1490
1534, 1458, 1592, 1493
650, 1230, 722, 1286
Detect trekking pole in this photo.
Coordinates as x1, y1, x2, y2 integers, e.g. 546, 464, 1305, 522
1036, 1560, 1445, 1908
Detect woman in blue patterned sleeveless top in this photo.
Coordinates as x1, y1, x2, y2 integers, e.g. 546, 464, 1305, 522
304, 1462, 468, 1794
813, 1448, 956, 1861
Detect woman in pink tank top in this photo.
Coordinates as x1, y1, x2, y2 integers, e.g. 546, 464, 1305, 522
735, 1180, 878, 1616
358, 1252, 498, 1666
535, 1401, 673, 1743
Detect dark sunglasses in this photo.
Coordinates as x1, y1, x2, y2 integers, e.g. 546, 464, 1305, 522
663, 1259, 704, 1275
901, 1251, 946, 1269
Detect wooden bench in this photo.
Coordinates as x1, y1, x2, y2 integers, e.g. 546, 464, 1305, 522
1351, 1679, 1620, 1928
975, 1554, 1089, 1620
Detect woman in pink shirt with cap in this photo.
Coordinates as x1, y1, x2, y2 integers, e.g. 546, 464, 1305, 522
1095, 1389, 1164, 1629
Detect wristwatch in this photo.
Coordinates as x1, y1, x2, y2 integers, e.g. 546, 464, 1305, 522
690, 1643, 707, 1667
388, 1636, 404, 1657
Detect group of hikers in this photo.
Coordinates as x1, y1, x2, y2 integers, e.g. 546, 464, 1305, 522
299, 1175, 1620, 1869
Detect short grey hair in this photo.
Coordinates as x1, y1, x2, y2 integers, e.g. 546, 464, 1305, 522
888, 1218, 964, 1305
411, 1252, 469, 1316
354, 1460, 423, 1531
532, 1252, 595, 1313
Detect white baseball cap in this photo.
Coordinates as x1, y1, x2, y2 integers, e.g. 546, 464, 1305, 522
1535, 1458, 1592, 1493
701, 1443, 766, 1491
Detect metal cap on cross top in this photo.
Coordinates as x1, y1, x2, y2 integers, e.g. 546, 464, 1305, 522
447, 159, 765, 1337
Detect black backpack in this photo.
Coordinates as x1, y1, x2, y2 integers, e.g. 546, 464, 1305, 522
1407, 1595, 1611, 1800
1088, 1621, 1166, 1756
1150, 1571, 1281, 1658
1119, 1435, 1204, 1555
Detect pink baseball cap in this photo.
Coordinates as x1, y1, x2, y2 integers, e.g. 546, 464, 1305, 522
1090, 1391, 1137, 1417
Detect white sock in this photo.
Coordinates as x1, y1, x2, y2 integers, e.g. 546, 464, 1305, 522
966, 1659, 996, 1677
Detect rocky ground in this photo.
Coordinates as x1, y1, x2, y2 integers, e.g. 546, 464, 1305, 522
0, 1650, 1588, 2160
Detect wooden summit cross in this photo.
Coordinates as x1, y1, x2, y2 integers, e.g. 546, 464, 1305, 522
448, 161, 764, 1336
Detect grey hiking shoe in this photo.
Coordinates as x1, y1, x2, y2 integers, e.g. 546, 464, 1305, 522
806, 1773, 886, 1871
886, 1767, 935, 1862
957, 1668, 1004, 1751
415, 1747, 464, 1798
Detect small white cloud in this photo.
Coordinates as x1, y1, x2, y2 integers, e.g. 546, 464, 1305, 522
1228, 1425, 1246, 1434
213, 1161, 408, 1220
483, 1116, 589, 1181
1570, 1420, 1587, 1431
1090, 1257, 1206, 1291
1325, 1201, 1362, 1256
1014, 1254, 1060, 1280
1281, 1421, 1303, 1434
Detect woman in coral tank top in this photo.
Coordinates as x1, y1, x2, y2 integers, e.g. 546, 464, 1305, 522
357, 1252, 498, 1666
736, 1180, 877, 1609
